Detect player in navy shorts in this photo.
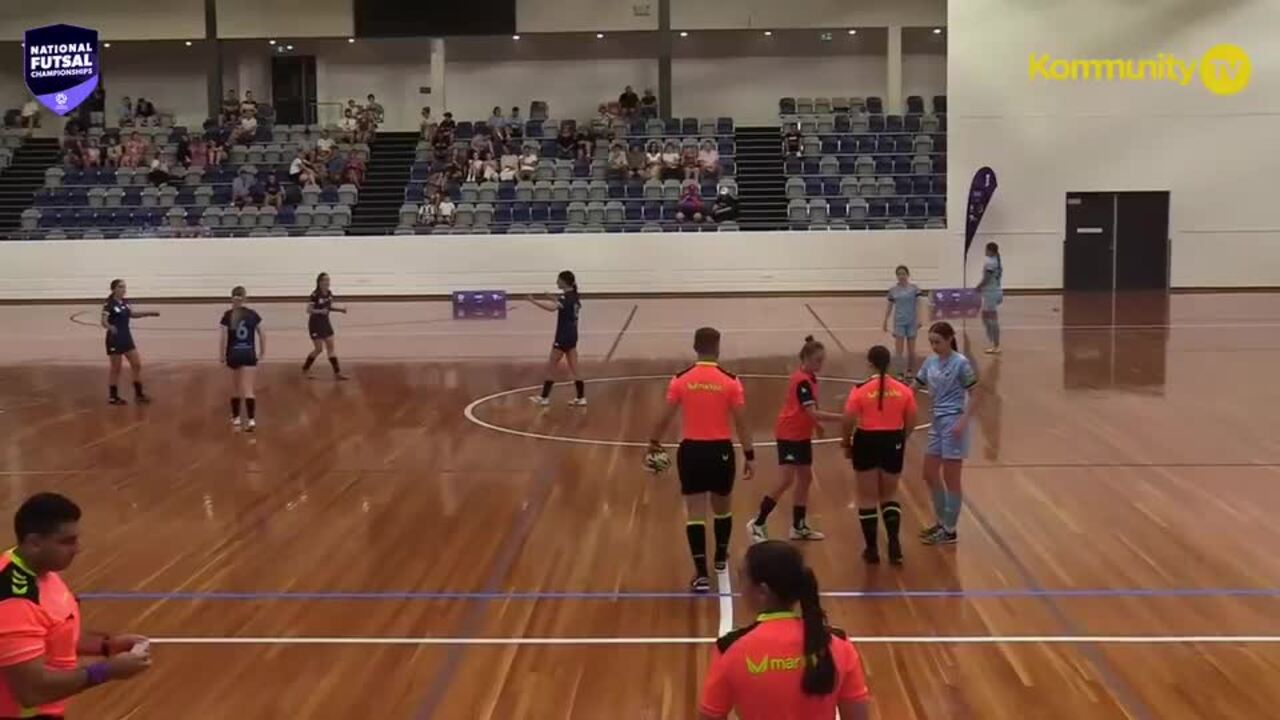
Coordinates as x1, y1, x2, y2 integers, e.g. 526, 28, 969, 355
220, 286, 266, 432
301, 272, 348, 380
100, 278, 160, 405
528, 270, 586, 407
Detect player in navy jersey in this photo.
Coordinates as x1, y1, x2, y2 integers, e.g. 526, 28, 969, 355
528, 270, 586, 406
301, 272, 348, 380
219, 286, 266, 432
100, 279, 160, 405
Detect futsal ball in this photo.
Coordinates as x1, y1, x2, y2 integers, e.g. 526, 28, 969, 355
644, 449, 672, 474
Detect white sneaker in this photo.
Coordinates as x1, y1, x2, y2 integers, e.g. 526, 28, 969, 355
789, 525, 826, 541
984, 347, 1002, 355
245, 419, 257, 433
568, 397, 588, 407
528, 396, 551, 407
747, 521, 768, 544
231, 416, 242, 430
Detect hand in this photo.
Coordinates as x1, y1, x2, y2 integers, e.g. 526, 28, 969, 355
842, 443, 853, 460
647, 439, 663, 454
742, 461, 755, 482
813, 424, 827, 439
105, 634, 149, 656
882, 322, 888, 333
107, 326, 118, 335
104, 651, 151, 681
951, 417, 968, 438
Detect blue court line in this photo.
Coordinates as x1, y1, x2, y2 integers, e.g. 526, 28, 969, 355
77, 587, 1280, 601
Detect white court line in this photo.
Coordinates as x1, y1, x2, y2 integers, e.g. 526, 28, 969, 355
144, 635, 1280, 646
463, 374, 930, 449
717, 570, 734, 637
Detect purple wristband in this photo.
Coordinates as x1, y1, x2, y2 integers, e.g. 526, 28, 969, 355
86, 662, 110, 687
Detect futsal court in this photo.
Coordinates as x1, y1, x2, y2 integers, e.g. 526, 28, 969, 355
1, 291, 1279, 719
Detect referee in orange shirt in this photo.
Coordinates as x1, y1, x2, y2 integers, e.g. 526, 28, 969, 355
0, 493, 151, 719
650, 327, 756, 593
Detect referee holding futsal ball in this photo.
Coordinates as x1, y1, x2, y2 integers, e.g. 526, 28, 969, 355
0, 494, 151, 719
649, 327, 756, 594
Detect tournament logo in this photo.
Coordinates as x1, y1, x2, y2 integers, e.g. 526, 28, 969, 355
24, 24, 99, 115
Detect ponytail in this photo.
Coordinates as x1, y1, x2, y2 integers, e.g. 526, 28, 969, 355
798, 568, 836, 695
867, 345, 891, 410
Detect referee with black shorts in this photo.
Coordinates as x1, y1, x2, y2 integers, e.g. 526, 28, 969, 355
649, 327, 755, 593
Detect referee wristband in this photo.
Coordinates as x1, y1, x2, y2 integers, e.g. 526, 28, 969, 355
743, 449, 756, 462
86, 662, 110, 687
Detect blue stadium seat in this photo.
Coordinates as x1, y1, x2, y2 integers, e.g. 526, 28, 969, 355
912, 176, 932, 195
682, 118, 698, 135
717, 117, 733, 134
905, 115, 922, 133
779, 98, 796, 115
865, 97, 884, 114
893, 157, 913, 175
625, 203, 642, 222
895, 177, 913, 196
498, 182, 516, 201
828, 199, 848, 219
875, 158, 893, 175
932, 156, 947, 173
802, 158, 819, 175
928, 198, 946, 217
838, 157, 856, 175
868, 115, 885, 133
885, 115, 904, 133
932, 176, 947, 194
529, 202, 549, 222
820, 137, 839, 155
822, 178, 841, 196
784, 158, 802, 175
834, 115, 850, 133
456, 121, 473, 139
868, 200, 887, 218
549, 203, 567, 223
718, 139, 734, 156
626, 179, 645, 198
907, 198, 928, 217
804, 177, 822, 196
494, 205, 512, 224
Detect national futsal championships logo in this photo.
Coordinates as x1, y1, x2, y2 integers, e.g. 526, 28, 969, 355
1027, 44, 1251, 96
24, 23, 100, 115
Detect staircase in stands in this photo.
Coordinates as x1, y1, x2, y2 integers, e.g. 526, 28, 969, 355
732, 125, 787, 230
348, 131, 417, 236
0, 138, 61, 238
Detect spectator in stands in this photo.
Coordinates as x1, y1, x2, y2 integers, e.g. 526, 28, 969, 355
607, 143, 630, 181
783, 123, 802, 157
660, 141, 682, 181
187, 136, 208, 171
627, 143, 647, 178
19, 99, 40, 132
419, 106, 435, 138
241, 91, 258, 116
340, 108, 358, 138
316, 129, 336, 161
439, 112, 457, 134
489, 106, 507, 130
431, 125, 453, 162
556, 124, 577, 160
576, 124, 597, 162
135, 97, 157, 126
365, 94, 384, 124
147, 156, 172, 187
518, 145, 539, 182
346, 98, 359, 118
619, 85, 640, 117
712, 185, 740, 224
117, 96, 134, 128
62, 121, 86, 161
233, 108, 258, 145
697, 139, 720, 181
680, 142, 698, 181
479, 151, 499, 182
344, 151, 366, 186
104, 136, 123, 168
289, 149, 315, 187
445, 149, 467, 185
222, 90, 240, 124
232, 169, 254, 207
325, 150, 347, 186
509, 106, 521, 127
593, 104, 613, 136
206, 137, 227, 167
645, 140, 662, 179
640, 88, 658, 118
175, 137, 192, 168
675, 184, 705, 223
470, 129, 493, 158
425, 170, 445, 201
85, 86, 106, 127
420, 191, 454, 227
499, 149, 519, 182
508, 107, 523, 141
62, 146, 82, 170
263, 173, 283, 209
491, 122, 512, 154
122, 131, 147, 168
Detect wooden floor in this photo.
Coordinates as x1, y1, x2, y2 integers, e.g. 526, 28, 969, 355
2, 291, 1280, 719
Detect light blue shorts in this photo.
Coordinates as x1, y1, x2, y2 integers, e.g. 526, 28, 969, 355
982, 289, 1004, 311
926, 413, 970, 460
893, 321, 917, 339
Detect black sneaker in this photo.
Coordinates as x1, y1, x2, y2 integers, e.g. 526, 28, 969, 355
135, 393, 152, 405
888, 538, 903, 565
713, 558, 728, 573
690, 575, 711, 594
918, 524, 941, 539
108, 396, 127, 406
861, 547, 880, 565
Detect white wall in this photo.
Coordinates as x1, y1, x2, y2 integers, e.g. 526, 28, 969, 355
315, 39, 433, 132
518, 0, 657, 33
673, 0, 945, 30
446, 58, 657, 126
903, 53, 946, 100
102, 44, 211, 129
949, 0, 1280, 288
215, 0, 353, 39
0, 0, 204, 41
0, 231, 946, 299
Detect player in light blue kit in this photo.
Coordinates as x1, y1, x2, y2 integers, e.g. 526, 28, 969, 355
976, 242, 1003, 355
914, 321, 979, 546
881, 265, 924, 377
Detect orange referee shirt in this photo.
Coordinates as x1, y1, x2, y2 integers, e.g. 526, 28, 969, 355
844, 374, 917, 431
0, 550, 81, 718
774, 369, 818, 442
666, 362, 745, 441
700, 611, 870, 720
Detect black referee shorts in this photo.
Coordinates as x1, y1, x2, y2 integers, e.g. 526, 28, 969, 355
851, 429, 906, 474
677, 440, 736, 496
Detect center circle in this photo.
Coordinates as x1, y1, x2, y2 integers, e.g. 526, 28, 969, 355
463, 374, 930, 449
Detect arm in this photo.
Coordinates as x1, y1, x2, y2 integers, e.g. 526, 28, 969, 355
841, 407, 858, 458
132, 310, 160, 319
882, 298, 893, 331
100, 310, 114, 334
648, 404, 680, 450
527, 295, 558, 312
256, 326, 266, 360
218, 325, 226, 362
730, 405, 755, 481
3, 653, 150, 708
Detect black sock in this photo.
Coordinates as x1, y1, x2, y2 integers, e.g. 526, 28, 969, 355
231, 397, 241, 418
858, 507, 880, 550
246, 398, 256, 420
328, 356, 341, 374
713, 513, 732, 565
686, 522, 708, 577
133, 381, 144, 397
109, 385, 119, 399
574, 380, 585, 399
881, 501, 902, 544
540, 380, 554, 399
754, 496, 777, 525
302, 352, 319, 371
792, 505, 808, 530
